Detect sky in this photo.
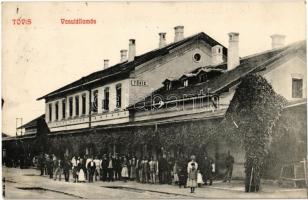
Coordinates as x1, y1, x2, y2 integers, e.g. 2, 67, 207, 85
2, 1, 306, 136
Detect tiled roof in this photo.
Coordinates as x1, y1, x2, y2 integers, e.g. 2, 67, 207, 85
17, 114, 45, 129
131, 40, 306, 109
37, 32, 227, 101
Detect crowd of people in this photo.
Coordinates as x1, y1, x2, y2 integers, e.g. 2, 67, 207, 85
35, 151, 234, 193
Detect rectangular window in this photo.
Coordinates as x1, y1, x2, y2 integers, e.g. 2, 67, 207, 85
62, 99, 66, 119
55, 102, 59, 120
116, 84, 122, 108
103, 88, 109, 111
292, 78, 303, 98
183, 79, 189, 87
199, 74, 207, 82
69, 97, 73, 117
82, 94, 86, 115
75, 96, 80, 116
166, 82, 172, 91
92, 90, 98, 113
48, 104, 52, 122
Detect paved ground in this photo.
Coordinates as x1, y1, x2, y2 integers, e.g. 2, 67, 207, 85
3, 167, 308, 199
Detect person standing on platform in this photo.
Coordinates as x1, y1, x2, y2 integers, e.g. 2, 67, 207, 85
63, 156, 71, 182
107, 154, 114, 182
158, 155, 168, 184
137, 156, 143, 183
85, 155, 92, 182
46, 154, 54, 179
121, 157, 129, 182
203, 155, 214, 185
114, 153, 122, 181
149, 157, 158, 184
87, 158, 96, 183
93, 155, 101, 181
129, 156, 137, 181
78, 161, 86, 183
101, 154, 108, 182
187, 162, 198, 193
53, 157, 63, 181
38, 153, 45, 176
71, 155, 79, 183
223, 151, 234, 183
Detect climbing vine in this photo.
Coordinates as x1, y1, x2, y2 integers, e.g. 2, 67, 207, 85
222, 74, 287, 192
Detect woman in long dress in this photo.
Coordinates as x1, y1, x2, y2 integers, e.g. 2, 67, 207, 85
129, 156, 137, 180
78, 162, 86, 182
187, 155, 198, 193
121, 157, 129, 182
187, 163, 197, 193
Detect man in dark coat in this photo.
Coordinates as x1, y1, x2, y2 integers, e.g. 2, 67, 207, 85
87, 158, 96, 183
53, 157, 63, 181
63, 156, 71, 182
202, 155, 214, 185
101, 154, 108, 181
38, 153, 45, 176
114, 153, 122, 181
158, 155, 168, 184
223, 151, 234, 183
46, 154, 54, 179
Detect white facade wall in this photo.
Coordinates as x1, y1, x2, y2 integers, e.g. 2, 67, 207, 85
129, 42, 226, 105
47, 79, 130, 131
45, 40, 224, 131
262, 55, 306, 101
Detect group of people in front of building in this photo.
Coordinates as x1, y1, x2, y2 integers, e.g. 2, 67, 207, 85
36, 151, 234, 193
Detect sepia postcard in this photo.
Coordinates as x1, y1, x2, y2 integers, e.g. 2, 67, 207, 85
2, 1, 307, 199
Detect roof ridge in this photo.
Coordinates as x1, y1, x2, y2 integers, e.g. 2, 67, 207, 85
38, 32, 226, 100
241, 40, 306, 60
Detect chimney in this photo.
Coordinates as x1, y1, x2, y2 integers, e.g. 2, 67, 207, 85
270, 34, 285, 49
227, 32, 240, 70
159, 32, 167, 48
174, 25, 184, 42
128, 39, 136, 62
103, 59, 109, 69
120, 49, 128, 62
211, 45, 223, 65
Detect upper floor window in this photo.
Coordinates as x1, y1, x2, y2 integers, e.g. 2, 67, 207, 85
116, 84, 122, 109
103, 88, 109, 111
92, 90, 98, 113
183, 79, 189, 87
69, 97, 73, 117
75, 96, 80, 116
166, 82, 172, 91
62, 99, 66, 119
193, 53, 201, 63
55, 102, 59, 120
82, 94, 86, 115
199, 74, 207, 82
48, 104, 52, 122
292, 78, 303, 98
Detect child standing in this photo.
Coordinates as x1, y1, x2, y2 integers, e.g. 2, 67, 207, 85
187, 163, 197, 193
197, 170, 204, 187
